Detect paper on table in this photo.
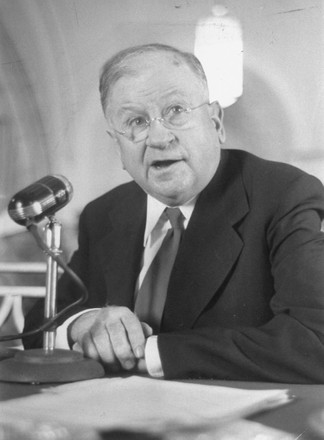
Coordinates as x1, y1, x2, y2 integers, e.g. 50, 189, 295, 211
0, 376, 292, 434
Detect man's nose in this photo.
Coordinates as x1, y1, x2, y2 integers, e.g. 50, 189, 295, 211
145, 119, 175, 148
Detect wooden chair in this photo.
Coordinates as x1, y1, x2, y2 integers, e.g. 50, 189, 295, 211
0, 262, 46, 333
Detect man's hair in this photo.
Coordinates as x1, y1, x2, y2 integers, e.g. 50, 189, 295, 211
99, 43, 208, 114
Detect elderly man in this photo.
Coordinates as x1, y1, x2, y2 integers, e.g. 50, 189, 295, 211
24, 43, 324, 383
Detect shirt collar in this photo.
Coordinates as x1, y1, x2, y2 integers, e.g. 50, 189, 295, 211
143, 195, 197, 246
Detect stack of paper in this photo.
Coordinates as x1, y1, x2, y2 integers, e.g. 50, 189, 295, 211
0, 376, 293, 438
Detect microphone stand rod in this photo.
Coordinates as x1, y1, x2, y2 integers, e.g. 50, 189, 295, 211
43, 216, 61, 351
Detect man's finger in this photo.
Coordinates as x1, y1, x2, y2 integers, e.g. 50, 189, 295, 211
120, 313, 147, 359
69, 310, 99, 343
81, 332, 100, 361
72, 342, 83, 352
141, 322, 154, 338
106, 319, 136, 370
90, 323, 118, 366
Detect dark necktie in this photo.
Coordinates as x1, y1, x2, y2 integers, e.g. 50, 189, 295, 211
135, 207, 184, 333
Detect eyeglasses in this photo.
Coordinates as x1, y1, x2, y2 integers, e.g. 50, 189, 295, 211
112, 102, 209, 143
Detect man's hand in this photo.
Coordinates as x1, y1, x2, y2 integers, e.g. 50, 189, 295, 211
69, 306, 153, 372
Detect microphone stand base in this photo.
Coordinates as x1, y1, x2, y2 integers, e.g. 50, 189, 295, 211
0, 348, 105, 383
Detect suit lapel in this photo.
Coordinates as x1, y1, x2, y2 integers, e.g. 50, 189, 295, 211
96, 185, 146, 308
162, 150, 249, 331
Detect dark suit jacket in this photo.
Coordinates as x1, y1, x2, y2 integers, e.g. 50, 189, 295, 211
24, 149, 324, 383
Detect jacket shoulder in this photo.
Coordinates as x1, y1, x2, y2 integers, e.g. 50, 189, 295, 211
79, 180, 145, 231
226, 149, 323, 189
224, 149, 324, 215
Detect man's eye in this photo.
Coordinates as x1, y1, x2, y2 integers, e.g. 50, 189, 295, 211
169, 105, 185, 114
129, 117, 147, 127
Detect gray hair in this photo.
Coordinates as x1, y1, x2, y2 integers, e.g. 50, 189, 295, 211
99, 43, 208, 114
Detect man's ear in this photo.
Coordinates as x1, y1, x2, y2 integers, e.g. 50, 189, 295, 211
209, 101, 226, 144
105, 121, 126, 168
105, 115, 120, 149
105, 117, 118, 141
106, 130, 126, 170
106, 128, 118, 143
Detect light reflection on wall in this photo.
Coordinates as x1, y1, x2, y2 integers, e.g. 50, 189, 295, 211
194, 5, 243, 108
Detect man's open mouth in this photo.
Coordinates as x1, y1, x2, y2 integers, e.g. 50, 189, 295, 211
151, 160, 181, 169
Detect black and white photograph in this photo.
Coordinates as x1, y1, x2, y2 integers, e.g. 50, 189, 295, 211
0, 1, 323, 439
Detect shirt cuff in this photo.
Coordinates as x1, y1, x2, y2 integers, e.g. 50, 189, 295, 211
55, 309, 99, 349
145, 335, 164, 378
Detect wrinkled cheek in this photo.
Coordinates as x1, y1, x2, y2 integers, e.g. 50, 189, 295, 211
121, 153, 145, 178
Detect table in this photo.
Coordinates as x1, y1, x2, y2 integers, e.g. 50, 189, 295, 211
0, 347, 323, 439
215, 380, 324, 439
0, 376, 323, 439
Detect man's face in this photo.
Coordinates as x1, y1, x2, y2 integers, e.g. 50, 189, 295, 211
106, 52, 225, 206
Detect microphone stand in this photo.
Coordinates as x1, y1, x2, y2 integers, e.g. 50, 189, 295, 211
44, 216, 61, 351
0, 216, 105, 383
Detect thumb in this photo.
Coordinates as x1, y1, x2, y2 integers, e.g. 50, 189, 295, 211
72, 342, 83, 352
141, 322, 154, 338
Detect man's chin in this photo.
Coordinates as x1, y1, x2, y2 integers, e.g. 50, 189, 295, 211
147, 184, 194, 206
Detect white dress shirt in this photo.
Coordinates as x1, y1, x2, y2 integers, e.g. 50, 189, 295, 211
56, 194, 196, 377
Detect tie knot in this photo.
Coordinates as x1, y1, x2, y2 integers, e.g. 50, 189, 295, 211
165, 207, 184, 230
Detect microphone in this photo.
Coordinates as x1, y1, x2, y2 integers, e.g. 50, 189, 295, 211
7, 175, 73, 225
0, 175, 105, 383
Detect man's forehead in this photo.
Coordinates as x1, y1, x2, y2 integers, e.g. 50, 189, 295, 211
108, 54, 204, 106
122, 50, 186, 70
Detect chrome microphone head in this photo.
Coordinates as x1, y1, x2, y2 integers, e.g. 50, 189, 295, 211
8, 175, 73, 226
